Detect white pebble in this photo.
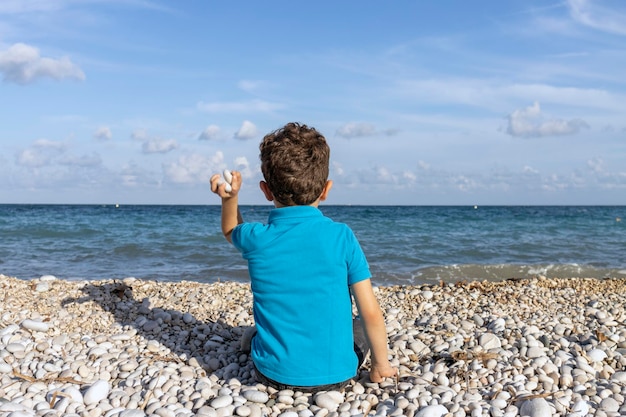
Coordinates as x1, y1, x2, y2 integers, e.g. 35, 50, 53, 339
0, 324, 19, 336
415, 404, 448, 417
314, 393, 341, 411
6, 343, 25, 353
146, 340, 160, 352
479, 333, 501, 350
570, 400, 590, 417
235, 405, 251, 417
526, 346, 545, 359
211, 395, 233, 408
39, 275, 57, 281
488, 318, 506, 332
410, 340, 430, 355
223, 169, 233, 184
5, 411, 33, 417
406, 389, 420, 400
220, 169, 233, 192
83, 380, 110, 405
491, 398, 507, 410
62, 386, 84, 404
519, 398, 551, 417
600, 397, 619, 413
587, 348, 607, 362
153, 408, 175, 417
611, 371, 626, 383
0, 402, 29, 412
120, 410, 147, 417
105, 407, 126, 417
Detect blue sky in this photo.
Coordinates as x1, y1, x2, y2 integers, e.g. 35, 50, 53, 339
1, 0, 625, 205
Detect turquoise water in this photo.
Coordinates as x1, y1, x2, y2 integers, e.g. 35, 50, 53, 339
0, 205, 624, 285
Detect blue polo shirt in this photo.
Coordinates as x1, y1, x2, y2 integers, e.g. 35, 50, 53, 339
232, 205, 371, 386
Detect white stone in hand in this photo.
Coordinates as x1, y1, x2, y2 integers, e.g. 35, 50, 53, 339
222, 169, 232, 192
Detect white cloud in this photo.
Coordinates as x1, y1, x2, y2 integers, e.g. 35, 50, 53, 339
453, 175, 480, 192
567, 0, 626, 35
163, 152, 225, 184
59, 153, 102, 167
233, 156, 249, 168
237, 79, 267, 93
198, 124, 221, 140
15, 139, 67, 167
402, 170, 417, 182
130, 129, 178, 153
397, 78, 626, 114
331, 161, 345, 177
94, 126, 112, 141
16, 148, 52, 167
506, 101, 589, 138
116, 162, 160, 188
336, 122, 377, 138
234, 120, 258, 140
234, 156, 253, 172
232, 156, 255, 179
142, 138, 178, 154
131, 129, 148, 141
0, 1, 175, 16
587, 157, 604, 173
335, 123, 401, 139
0, 2, 63, 13
14, 139, 101, 171
32, 139, 67, 151
375, 166, 395, 183
339, 158, 626, 200
197, 99, 283, 113
523, 165, 540, 174
382, 128, 401, 136
0, 43, 85, 84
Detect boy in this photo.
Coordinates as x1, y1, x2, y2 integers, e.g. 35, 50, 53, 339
211, 122, 396, 390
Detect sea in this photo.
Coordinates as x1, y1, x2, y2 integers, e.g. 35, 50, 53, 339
0, 205, 624, 286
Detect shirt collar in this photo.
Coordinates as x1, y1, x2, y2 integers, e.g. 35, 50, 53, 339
268, 205, 322, 222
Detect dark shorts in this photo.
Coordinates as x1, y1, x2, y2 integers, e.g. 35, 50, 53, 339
253, 318, 369, 392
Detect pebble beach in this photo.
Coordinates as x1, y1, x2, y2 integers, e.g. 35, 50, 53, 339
1, 275, 626, 417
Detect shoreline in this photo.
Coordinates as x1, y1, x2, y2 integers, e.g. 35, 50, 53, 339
1, 274, 626, 417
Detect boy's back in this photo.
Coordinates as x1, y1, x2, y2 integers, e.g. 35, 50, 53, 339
232, 205, 370, 386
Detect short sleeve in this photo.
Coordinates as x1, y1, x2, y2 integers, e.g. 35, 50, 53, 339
346, 229, 371, 286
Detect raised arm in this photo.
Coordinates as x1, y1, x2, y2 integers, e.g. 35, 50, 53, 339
210, 170, 243, 244
351, 279, 397, 382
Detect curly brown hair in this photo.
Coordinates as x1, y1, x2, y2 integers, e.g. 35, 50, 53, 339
260, 122, 330, 206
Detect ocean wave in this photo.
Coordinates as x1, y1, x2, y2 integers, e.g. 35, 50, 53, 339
373, 263, 626, 286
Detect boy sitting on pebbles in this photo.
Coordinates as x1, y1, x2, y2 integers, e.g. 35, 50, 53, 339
211, 122, 396, 391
